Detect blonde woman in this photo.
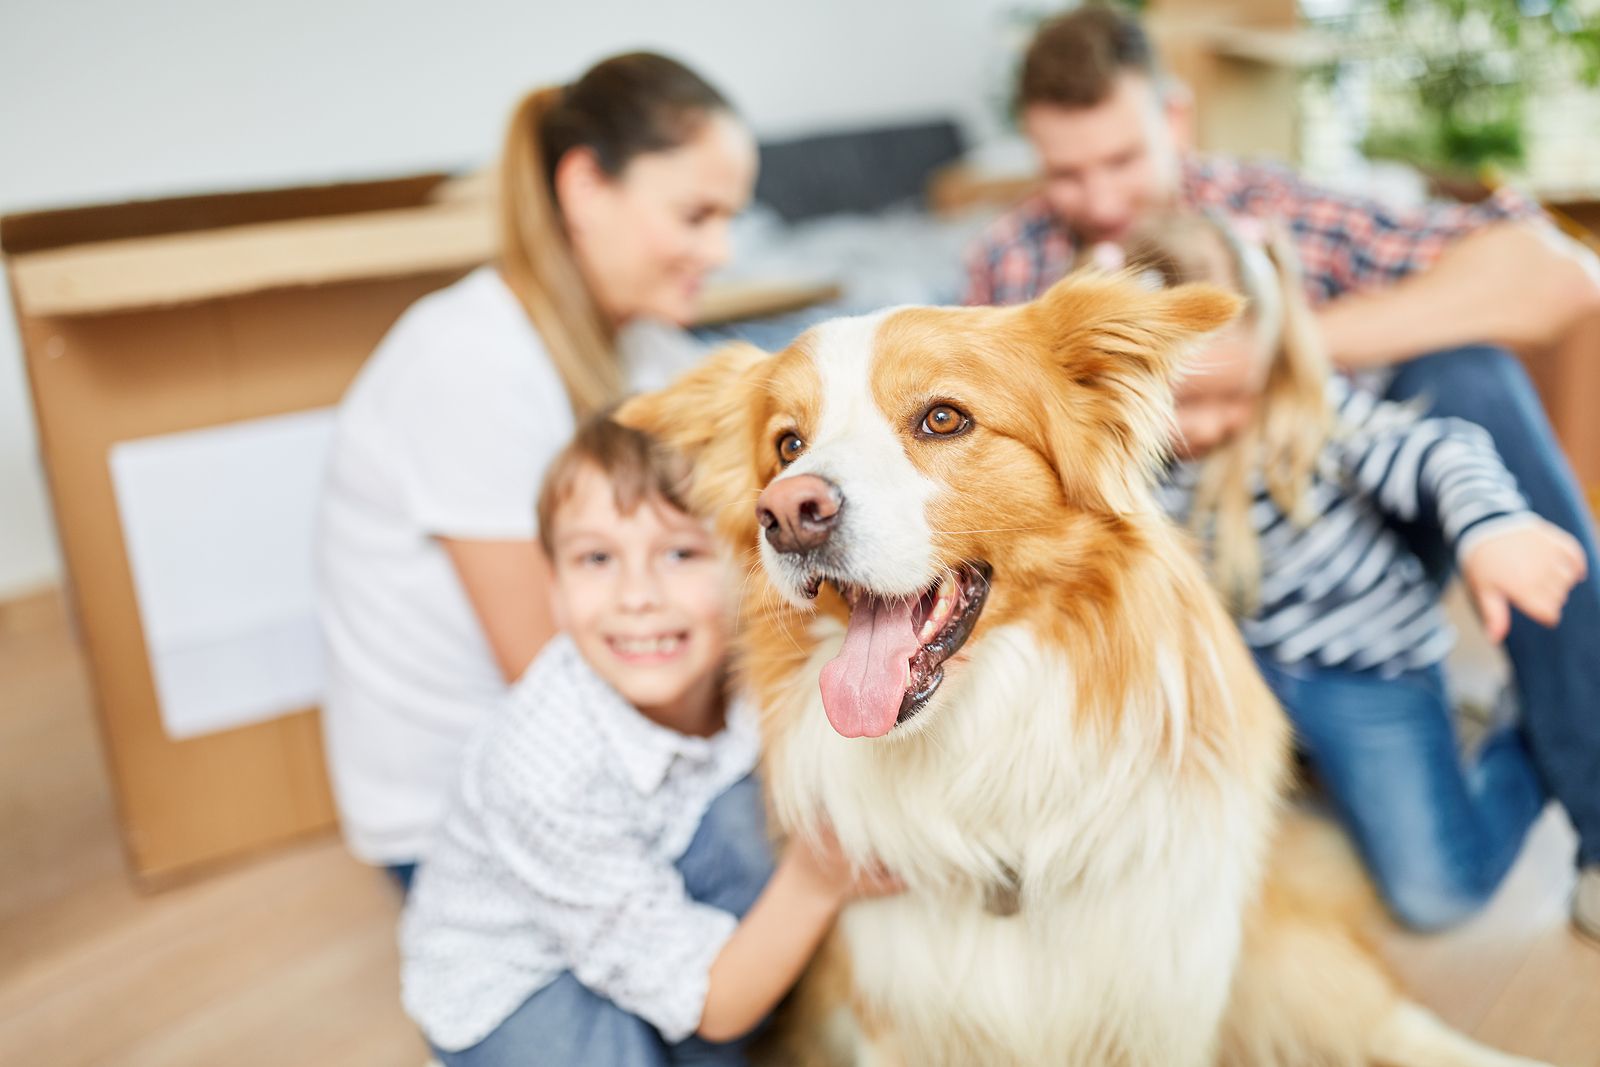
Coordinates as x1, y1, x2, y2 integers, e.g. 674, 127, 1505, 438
1118, 214, 1600, 936
316, 53, 757, 888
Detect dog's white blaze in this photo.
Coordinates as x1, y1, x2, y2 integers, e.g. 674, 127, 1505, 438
763, 309, 937, 603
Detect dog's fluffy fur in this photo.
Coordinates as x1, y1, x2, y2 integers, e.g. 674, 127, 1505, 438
619, 274, 1548, 1067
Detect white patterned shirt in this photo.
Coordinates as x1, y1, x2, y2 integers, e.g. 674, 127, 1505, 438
399, 635, 761, 1051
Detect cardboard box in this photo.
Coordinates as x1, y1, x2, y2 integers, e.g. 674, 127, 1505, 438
1494, 194, 1600, 493
1147, 0, 1335, 163
2, 172, 837, 885
2, 174, 480, 885
1521, 306, 1600, 492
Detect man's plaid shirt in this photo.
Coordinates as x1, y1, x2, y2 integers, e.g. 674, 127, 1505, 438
961, 154, 1543, 308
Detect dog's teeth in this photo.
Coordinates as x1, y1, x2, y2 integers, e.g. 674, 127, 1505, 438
919, 594, 954, 644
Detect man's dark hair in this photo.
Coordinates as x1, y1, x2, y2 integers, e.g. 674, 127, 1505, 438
1018, 5, 1158, 111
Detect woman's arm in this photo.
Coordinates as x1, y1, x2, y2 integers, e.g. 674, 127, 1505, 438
1318, 221, 1600, 369
697, 829, 900, 1043
440, 538, 557, 683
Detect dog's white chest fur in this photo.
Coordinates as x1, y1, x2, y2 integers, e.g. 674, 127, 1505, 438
766, 624, 1274, 1067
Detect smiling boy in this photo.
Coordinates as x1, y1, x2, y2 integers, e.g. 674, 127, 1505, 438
399, 415, 898, 1066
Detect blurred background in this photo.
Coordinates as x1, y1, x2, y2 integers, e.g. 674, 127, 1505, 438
0, 0, 1024, 598
3, 2, 1599, 1065
6, 0, 1600, 600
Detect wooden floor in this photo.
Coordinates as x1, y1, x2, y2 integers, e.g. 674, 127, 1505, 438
2, 593, 1597, 1066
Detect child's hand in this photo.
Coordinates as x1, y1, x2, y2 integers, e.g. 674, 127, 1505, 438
791, 823, 905, 904
1462, 519, 1588, 642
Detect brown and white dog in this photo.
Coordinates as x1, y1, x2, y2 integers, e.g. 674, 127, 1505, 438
619, 273, 1548, 1067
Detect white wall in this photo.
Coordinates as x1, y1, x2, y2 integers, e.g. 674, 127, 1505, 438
0, 0, 1025, 598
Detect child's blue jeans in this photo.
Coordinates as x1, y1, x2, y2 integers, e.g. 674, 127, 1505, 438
1256, 657, 1546, 930
432, 773, 776, 1067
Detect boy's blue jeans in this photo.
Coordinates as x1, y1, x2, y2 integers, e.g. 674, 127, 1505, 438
1384, 345, 1600, 871
433, 774, 776, 1067
1256, 657, 1546, 929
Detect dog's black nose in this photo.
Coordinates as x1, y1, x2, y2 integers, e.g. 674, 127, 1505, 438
756, 475, 842, 554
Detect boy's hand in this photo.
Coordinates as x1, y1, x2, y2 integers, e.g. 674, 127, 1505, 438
1462, 520, 1588, 642
792, 823, 904, 904
699, 820, 903, 1042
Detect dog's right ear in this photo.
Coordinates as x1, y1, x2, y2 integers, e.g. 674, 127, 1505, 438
1027, 273, 1242, 513
615, 341, 771, 538
616, 341, 769, 461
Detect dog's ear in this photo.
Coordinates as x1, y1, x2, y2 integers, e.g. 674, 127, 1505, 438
617, 342, 769, 457
1035, 272, 1241, 381
1027, 274, 1242, 513
615, 341, 771, 540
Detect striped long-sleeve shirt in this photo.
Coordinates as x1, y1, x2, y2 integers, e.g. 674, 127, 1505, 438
1157, 379, 1535, 675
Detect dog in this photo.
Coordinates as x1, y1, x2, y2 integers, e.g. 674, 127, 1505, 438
618, 272, 1549, 1067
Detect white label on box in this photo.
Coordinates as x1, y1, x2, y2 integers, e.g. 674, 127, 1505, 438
108, 409, 334, 741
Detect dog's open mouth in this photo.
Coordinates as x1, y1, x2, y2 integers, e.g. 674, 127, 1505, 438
814, 561, 992, 738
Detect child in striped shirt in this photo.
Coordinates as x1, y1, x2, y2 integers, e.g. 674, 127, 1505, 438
1118, 213, 1598, 937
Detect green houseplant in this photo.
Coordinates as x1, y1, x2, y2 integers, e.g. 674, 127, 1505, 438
1324, 0, 1600, 176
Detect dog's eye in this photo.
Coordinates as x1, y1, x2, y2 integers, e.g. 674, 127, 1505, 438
776, 432, 805, 465
919, 404, 971, 437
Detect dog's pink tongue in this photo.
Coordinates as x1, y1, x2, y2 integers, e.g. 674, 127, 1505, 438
819, 597, 919, 738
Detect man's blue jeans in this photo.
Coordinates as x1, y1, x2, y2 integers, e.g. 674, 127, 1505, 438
1384, 345, 1600, 871
1257, 657, 1545, 929
433, 774, 776, 1067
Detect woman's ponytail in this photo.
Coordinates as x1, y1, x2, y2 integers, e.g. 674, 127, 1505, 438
495, 54, 733, 418
497, 86, 621, 419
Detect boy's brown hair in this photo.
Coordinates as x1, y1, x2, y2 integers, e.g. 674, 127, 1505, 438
536, 413, 693, 557
1018, 4, 1158, 111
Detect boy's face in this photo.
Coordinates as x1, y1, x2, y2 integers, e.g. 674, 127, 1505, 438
548, 463, 731, 728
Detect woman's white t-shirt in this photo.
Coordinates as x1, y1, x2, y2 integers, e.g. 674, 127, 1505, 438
316, 266, 702, 864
